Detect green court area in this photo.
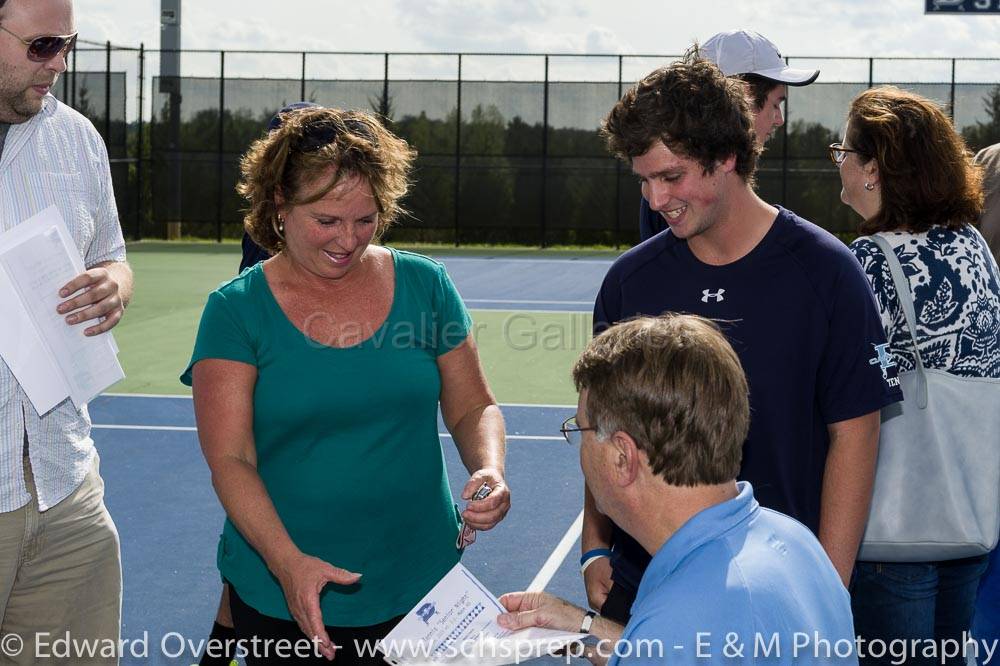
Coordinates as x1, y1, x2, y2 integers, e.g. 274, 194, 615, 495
113, 242, 591, 404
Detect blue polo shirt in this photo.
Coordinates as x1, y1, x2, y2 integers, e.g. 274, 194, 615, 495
608, 483, 857, 665
595, 206, 902, 594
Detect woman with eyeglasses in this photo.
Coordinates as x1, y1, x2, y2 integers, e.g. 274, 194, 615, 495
181, 106, 510, 665
834, 86, 1000, 662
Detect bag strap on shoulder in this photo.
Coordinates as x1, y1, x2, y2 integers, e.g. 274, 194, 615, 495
870, 233, 928, 408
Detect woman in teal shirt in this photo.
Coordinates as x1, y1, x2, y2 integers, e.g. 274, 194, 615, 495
181, 107, 510, 664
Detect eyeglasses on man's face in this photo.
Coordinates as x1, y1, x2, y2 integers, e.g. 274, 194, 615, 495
0, 23, 77, 63
560, 415, 597, 446
828, 142, 865, 167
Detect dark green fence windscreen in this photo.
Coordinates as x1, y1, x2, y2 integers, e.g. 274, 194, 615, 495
68, 48, 1000, 246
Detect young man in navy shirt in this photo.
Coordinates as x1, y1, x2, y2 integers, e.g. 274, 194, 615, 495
581, 48, 902, 625
639, 30, 819, 242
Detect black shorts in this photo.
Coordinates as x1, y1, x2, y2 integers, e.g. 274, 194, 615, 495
228, 583, 403, 665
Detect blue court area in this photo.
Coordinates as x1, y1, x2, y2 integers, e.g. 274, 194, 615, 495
87, 250, 618, 665
92, 395, 587, 665
433, 256, 613, 312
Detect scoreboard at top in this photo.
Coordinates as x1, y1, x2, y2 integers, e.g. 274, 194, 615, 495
926, 0, 1000, 13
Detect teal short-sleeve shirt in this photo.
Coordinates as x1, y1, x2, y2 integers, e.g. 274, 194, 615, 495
181, 248, 472, 626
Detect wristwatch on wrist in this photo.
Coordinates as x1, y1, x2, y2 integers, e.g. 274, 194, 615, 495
580, 610, 597, 634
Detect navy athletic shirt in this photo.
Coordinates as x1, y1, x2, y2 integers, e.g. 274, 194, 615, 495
638, 196, 665, 242
240, 232, 271, 272
594, 206, 902, 594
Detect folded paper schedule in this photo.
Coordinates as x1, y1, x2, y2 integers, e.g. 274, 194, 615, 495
379, 564, 585, 665
0, 206, 124, 414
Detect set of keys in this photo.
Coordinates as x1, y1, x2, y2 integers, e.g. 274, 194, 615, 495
456, 483, 492, 550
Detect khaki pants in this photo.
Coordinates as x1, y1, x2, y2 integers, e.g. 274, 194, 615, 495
0, 450, 121, 665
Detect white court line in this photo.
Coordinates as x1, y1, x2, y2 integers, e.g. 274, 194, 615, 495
101, 394, 577, 409
436, 257, 615, 265
439, 433, 563, 442
92, 424, 563, 441
103, 392, 192, 399
469, 308, 591, 315
93, 410, 583, 592
527, 510, 584, 592
499, 402, 575, 409
93, 424, 197, 432
464, 298, 592, 306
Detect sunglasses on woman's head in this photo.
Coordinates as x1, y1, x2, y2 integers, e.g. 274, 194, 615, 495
0, 23, 78, 63
294, 117, 375, 152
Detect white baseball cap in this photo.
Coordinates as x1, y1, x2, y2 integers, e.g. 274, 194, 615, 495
701, 30, 819, 86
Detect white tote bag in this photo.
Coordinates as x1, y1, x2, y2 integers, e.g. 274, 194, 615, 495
858, 234, 1000, 562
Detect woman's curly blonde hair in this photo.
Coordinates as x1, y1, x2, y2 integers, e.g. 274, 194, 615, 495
238, 107, 416, 253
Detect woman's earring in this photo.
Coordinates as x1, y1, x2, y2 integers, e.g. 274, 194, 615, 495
864, 182, 875, 191
273, 215, 285, 240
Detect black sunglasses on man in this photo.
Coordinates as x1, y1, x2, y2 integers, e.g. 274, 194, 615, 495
0, 22, 77, 62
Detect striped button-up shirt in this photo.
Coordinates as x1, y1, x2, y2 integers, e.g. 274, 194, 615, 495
0, 95, 126, 512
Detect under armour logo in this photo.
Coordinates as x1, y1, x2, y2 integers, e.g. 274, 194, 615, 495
701, 289, 725, 303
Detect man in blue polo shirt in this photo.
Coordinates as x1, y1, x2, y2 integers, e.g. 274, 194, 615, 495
499, 315, 857, 665
579, 49, 902, 626
639, 30, 820, 242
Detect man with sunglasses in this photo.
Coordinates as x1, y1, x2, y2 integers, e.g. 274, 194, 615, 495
498, 315, 855, 664
0, 0, 132, 663
638, 30, 819, 242
580, 49, 900, 629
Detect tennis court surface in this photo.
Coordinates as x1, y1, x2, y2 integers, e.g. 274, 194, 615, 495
94, 244, 616, 665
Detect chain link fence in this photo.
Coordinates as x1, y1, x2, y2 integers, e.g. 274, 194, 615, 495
59, 46, 1000, 246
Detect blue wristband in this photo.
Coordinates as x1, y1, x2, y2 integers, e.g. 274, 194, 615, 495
579, 548, 612, 567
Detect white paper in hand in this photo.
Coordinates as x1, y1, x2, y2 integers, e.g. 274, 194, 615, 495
0, 206, 124, 412
379, 563, 584, 665
0, 264, 64, 413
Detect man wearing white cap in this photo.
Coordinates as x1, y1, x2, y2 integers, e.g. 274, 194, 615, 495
582, 47, 896, 629
639, 30, 819, 241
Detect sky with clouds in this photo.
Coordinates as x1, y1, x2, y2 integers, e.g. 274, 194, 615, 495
75, 0, 1000, 60
69, 0, 1000, 126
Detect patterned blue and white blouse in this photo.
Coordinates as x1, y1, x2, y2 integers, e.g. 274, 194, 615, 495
850, 225, 1000, 379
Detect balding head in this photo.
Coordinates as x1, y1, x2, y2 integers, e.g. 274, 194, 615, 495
0, 0, 74, 24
